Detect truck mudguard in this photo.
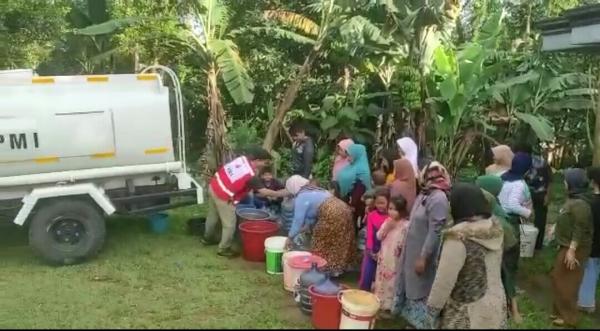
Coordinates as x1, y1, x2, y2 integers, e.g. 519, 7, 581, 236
14, 183, 116, 226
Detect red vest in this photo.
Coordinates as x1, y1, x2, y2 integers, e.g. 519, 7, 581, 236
209, 156, 256, 204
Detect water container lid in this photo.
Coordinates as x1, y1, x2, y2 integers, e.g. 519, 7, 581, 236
289, 254, 327, 269
312, 276, 342, 295
340, 290, 380, 316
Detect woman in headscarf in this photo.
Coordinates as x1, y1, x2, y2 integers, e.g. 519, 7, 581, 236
551, 168, 594, 327
376, 147, 400, 185
486, 145, 514, 176
476, 175, 518, 251
285, 175, 357, 276
390, 158, 417, 212
397, 137, 420, 178
337, 144, 373, 230
393, 161, 451, 329
427, 183, 507, 329
476, 175, 518, 323
497, 152, 533, 324
332, 138, 354, 180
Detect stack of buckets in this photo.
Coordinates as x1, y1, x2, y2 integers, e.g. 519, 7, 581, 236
271, 243, 381, 329
235, 207, 382, 329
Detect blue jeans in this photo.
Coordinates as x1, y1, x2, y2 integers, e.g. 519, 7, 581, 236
578, 257, 600, 309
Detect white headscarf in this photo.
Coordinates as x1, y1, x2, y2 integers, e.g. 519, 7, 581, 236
285, 175, 310, 196
396, 137, 419, 177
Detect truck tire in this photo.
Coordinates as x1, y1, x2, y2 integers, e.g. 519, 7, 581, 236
28, 199, 106, 265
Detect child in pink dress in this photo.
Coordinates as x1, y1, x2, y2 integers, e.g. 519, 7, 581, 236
359, 188, 390, 291
374, 196, 410, 312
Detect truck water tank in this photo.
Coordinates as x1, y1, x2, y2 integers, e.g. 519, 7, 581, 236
0, 73, 176, 178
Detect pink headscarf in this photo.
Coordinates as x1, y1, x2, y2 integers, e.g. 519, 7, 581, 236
332, 139, 354, 180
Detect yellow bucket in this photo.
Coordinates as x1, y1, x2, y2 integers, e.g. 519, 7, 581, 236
338, 289, 380, 329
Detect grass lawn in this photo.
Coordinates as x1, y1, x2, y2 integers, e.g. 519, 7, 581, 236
0, 206, 400, 329
1, 178, 599, 329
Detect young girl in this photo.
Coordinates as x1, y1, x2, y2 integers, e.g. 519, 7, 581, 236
359, 187, 390, 291
374, 196, 410, 313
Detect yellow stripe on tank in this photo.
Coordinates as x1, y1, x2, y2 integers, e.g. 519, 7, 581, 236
32, 77, 55, 84
136, 74, 158, 81
34, 156, 59, 164
144, 147, 169, 155
91, 152, 116, 159
87, 75, 109, 83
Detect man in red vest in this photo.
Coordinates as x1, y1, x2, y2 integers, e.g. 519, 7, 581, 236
201, 146, 290, 257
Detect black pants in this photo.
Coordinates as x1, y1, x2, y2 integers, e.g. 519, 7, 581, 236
532, 192, 548, 250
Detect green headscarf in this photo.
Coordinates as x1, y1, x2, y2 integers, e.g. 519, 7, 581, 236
476, 175, 508, 219
336, 144, 372, 197
476, 175, 516, 250
476, 175, 504, 197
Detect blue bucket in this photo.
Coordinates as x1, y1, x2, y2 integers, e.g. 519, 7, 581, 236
148, 213, 169, 234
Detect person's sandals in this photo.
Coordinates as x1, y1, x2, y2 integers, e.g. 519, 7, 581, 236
217, 248, 239, 258
199, 237, 217, 246
552, 318, 566, 327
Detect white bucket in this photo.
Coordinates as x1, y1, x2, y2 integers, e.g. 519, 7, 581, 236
283, 251, 312, 292
265, 236, 287, 252
338, 289, 380, 329
520, 224, 539, 258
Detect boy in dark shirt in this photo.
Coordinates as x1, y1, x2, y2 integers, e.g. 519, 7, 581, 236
290, 122, 315, 179
254, 166, 284, 210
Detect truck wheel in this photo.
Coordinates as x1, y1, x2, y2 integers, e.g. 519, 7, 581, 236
28, 199, 106, 265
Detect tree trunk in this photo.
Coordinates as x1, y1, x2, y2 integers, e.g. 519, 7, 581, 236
202, 63, 231, 177
524, 3, 532, 46
416, 73, 429, 151
133, 44, 140, 72
594, 70, 600, 166
262, 44, 321, 151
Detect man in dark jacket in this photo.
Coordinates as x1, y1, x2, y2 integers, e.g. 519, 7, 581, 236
290, 122, 315, 179
514, 141, 552, 250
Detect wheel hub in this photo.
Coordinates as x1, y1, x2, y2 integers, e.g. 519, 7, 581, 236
50, 218, 85, 245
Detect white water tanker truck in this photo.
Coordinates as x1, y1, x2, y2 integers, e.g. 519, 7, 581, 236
0, 66, 203, 265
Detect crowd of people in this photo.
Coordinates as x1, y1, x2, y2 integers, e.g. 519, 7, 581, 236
199, 125, 600, 329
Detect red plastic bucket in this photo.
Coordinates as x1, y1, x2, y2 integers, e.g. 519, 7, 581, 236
309, 284, 347, 329
238, 221, 280, 262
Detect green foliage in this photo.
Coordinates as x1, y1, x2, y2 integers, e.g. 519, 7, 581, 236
226, 119, 262, 149
0, 0, 70, 68
74, 18, 142, 35
427, 10, 505, 173
290, 78, 378, 144
209, 39, 255, 104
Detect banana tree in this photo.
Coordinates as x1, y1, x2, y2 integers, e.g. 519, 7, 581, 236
488, 66, 595, 144
178, 0, 254, 175
379, 0, 462, 149
427, 10, 505, 175
244, 0, 393, 151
